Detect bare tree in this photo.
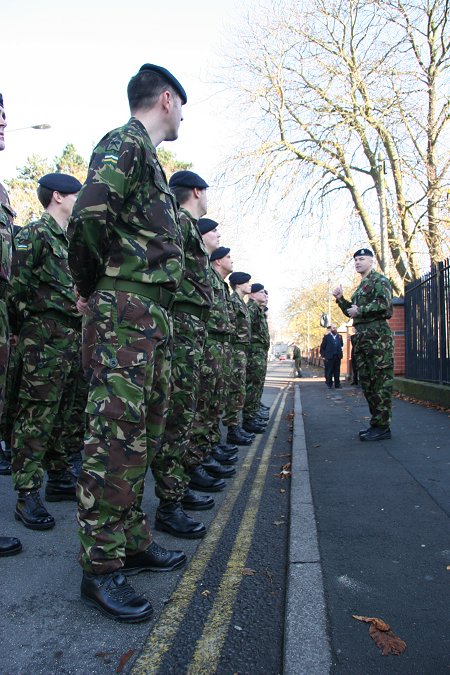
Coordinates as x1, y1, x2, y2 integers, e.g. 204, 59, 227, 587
223, 0, 450, 293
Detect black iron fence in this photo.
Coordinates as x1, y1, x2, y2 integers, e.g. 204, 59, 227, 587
405, 259, 450, 385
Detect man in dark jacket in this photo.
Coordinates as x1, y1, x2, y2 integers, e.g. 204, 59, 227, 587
320, 325, 343, 389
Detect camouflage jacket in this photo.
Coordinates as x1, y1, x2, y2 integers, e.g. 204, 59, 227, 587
337, 270, 393, 328
207, 268, 233, 336
248, 299, 270, 349
8, 212, 80, 332
173, 207, 213, 309
68, 117, 183, 298
229, 291, 250, 344
0, 182, 14, 284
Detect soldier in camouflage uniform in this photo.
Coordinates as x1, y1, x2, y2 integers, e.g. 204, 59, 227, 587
243, 283, 271, 434
150, 170, 214, 540
0, 93, 22, 557
68, 65, 187, 623
8, 173, 83, 531
222, 271, 255, 446
334, 248, 394, 441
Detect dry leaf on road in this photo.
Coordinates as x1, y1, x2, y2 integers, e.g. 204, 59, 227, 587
242, 568, 257, 576
353, 615, 406, 656
116, 649, 134, 673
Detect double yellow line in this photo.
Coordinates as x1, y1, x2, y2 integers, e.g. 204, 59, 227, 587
132, 387, 288, 675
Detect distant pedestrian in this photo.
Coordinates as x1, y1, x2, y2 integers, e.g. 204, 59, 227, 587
292, 344, 302, 378
333, 248, 393, 441
320, 325, 343, 389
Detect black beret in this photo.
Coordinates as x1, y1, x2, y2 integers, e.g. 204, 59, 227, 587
138, 64, 187, 105
169, 171, 208, 189
0, 93, 3, 108
38, 173, 83, 194
210, 246, 230, 262
353, 248, 374, 258
229, 272, 251, 286
198, 218, 219, 235
251, 283, 264, 293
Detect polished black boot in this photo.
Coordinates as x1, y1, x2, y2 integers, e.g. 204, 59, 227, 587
181, 488, 215, 511
202, 456, 236, 478
45, 469, 77, 502
215, 443, 239, 454
15, 490, 55, 530
211, 447, 238, 465
227, 427, 252, 446
0, 536, 22, 556
155, 503, 206, 539
189, 466, 226, 492
360, 426, 391, 442
81, 572, 153, 622
122, 540, 187, 574
242, 420, 266, 434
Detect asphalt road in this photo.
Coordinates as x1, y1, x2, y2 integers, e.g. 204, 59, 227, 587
0, 360, 294, 675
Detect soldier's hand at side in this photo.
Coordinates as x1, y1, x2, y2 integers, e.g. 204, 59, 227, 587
347, 304, 359, 318
333, 285, 343, 300
76, 296, 90, 315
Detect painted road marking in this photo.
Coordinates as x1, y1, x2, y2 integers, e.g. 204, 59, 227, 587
132, 389, 285, 675
187, 387, 289, 674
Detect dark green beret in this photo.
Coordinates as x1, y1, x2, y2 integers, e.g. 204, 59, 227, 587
353, 248, 373, 258
198, 218, 219, 235
229, 272, 251, 286
210, 246, 230, 262
251, 283, 264, 293
38, 173, 82, 194
169, 171, 208, 189
138, 64, 187, 104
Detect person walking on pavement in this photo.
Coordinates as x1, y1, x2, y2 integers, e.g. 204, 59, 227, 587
151, 170, 214, 540
292, 343, 302, 378
333, 248, 394, 442
68, 64, 188, 623
9, 173, 84, 531
320, 324, 343, 389
0, 92, 22, 557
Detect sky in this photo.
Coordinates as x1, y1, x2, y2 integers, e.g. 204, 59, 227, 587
1, 0, 357, 337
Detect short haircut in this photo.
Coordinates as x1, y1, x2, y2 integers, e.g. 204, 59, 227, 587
170, 185, 193, 206
127, 70, 177, 113
37, 185, 54, 209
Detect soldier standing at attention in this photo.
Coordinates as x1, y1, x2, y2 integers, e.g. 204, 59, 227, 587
68, 64, 187, 623
0, 93, 22, 557
223, 272, 254, 446
9, 173, 83, 531
333, 248, 394, 441
151, 170, 214, 540
243, 283, 271, 434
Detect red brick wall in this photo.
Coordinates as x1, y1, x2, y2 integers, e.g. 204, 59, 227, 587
388, 302, 405, 376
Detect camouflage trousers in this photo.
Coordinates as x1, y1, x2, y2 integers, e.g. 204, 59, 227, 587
0, 339, 21, 447
185, 336, 226, 468
11, 318, 82, 491
151, 311, 206, 504
78, 290, 172, 574
353, 326, 394, 428
221, 345, 247, 429
0, 298, 10, 420
243, 344, 268, 421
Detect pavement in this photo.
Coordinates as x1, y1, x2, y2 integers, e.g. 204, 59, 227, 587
285, 364, 450, 674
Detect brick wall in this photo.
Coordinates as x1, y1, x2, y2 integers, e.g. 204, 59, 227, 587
389, 299, 405, 376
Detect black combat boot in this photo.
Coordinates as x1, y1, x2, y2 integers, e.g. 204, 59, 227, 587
202, 456, 236, 478
45, 469, 77, 502
242, 419, 267, 434
15, 490, 55, 530
81, 572, 153, 622
227, 426, 252, 446
155, 503, 206, 539
189, 466, 225, 492
181, 488, 215, 511
122, 540, 187, 573
0, 536, 22, 556
211, 447, 238, 465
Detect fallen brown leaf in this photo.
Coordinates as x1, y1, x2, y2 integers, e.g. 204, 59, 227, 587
353, 615, 406, 656
201, 589, 211, 598
313, 443, 321, 448
242, 567, 256, 576
116, 649, 134, 673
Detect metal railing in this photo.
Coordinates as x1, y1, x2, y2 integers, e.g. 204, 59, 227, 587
405, 259, 449, 385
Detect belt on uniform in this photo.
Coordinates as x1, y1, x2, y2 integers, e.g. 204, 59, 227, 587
96, 277, 174, 310
40, 310, 81, 331
173, 301, 210, 322
208, 332, 231, 343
